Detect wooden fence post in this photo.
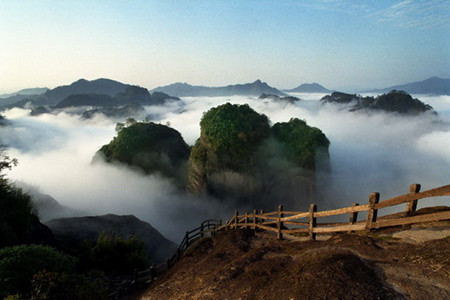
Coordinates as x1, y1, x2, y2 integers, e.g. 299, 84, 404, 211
234, 210, 239, 229
405, 184, 421, 216
245, 212, 249, 228
277, 205, 284, 239
309, 203, 317, 240
177, 247, 181, 260
365, 192, 380, 231
348, 203, 359, 233
150, 264, 156, 281
253, 209, 258, 229
200, 221, 204, 238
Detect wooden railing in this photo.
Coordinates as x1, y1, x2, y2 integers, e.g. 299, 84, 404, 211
135, 219, 222, 284
215, 183, 450, 240
135, 183, 449, 284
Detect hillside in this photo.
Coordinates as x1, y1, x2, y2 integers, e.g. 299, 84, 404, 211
45, 214, 177, 264
151, 80, 286, 97
140, 226, 450, 299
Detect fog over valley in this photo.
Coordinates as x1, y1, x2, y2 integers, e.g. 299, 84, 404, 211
1, 92, 449, 242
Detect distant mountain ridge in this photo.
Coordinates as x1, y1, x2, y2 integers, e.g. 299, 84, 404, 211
0, 78, 179, 109
284, 82, 331, 93
46, 78, 129, 104
0, 87, 48, 99
151, 79, 286, 97
367, 77, 450, 95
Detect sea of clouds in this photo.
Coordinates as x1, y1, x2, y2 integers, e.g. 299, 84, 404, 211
1, 93, 449, 241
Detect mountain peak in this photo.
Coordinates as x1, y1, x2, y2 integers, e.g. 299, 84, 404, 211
284, 82, 331, 93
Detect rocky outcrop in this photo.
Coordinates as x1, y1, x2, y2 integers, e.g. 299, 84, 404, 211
187, 103, 330, 208
94, 122, 190, 185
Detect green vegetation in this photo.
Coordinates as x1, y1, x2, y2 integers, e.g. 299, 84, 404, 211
88, 232, 149, 275
188, 104, 330, 204
272, 118, 330, 170
97, 120, 190, 180
197, 103, 271, 171
0, 148, 39, 248
31, 270, 108, 300
0, 245, 75, 298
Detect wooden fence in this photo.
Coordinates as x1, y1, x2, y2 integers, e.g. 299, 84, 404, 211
135, 219, 222, 284
216, 183, 450, 240
135, 183, 449, 284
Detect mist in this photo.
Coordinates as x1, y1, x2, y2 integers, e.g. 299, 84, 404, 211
1, 93, 449, 241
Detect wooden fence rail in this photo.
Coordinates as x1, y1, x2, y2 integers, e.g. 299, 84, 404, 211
135, 183, 449, 284
215, 183, 450, 240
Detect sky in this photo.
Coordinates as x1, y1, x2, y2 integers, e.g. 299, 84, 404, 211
1, 0, 449, 93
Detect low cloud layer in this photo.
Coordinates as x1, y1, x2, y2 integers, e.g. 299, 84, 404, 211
1, 93, 449, 241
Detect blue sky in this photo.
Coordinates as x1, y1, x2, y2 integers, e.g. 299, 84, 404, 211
0, 0, 449, 93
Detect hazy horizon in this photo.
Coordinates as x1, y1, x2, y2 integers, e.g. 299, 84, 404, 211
1, 1, 449, 94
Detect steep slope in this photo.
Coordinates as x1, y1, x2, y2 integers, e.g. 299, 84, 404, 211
141, 228, 450, 299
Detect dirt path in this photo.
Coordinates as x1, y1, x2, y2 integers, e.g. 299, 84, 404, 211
138, 226, 450, 299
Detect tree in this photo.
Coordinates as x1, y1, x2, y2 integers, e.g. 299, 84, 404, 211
0, 245, 75, 298
88, 233, 149, 275
0, 147, 38, 248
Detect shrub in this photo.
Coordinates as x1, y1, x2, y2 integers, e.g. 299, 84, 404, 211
89, 233, 149, 275
31, 270, 108, 300
0, 245, 75, 298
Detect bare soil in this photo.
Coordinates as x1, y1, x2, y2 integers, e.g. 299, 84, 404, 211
137, 224, 449, 300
